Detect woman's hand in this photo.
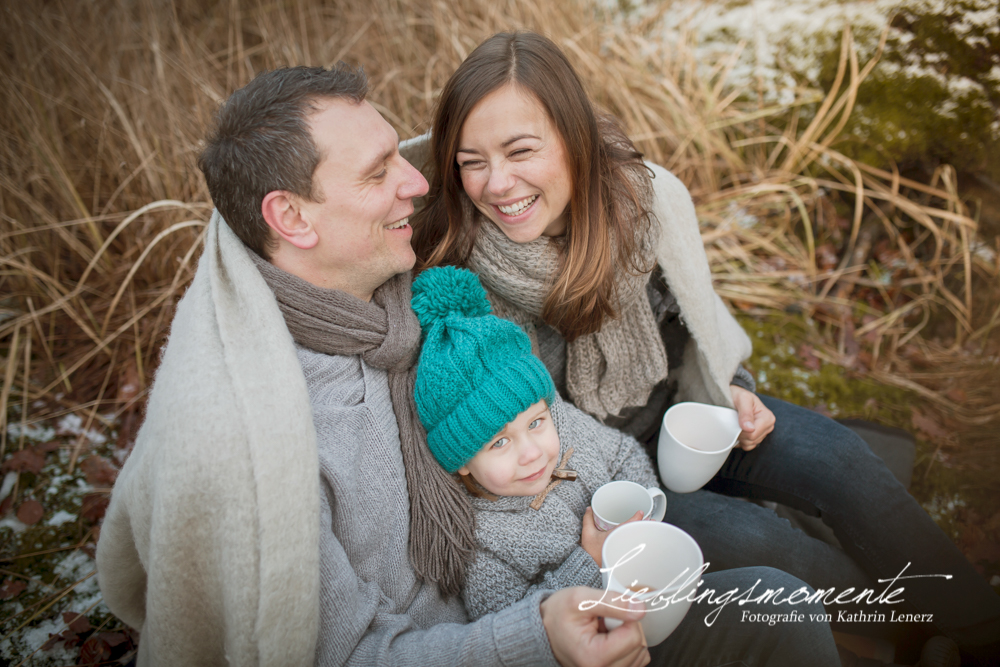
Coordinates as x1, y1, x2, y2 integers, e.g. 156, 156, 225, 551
581, 507, 644, 564
729, 385, 776, 450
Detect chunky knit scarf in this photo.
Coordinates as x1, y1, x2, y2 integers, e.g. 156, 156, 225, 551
467, 217, 669, 420
250, 254, 475, 597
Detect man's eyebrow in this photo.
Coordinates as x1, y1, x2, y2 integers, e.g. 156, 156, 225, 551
359, 145, 395, 178
457, 134, 540, 154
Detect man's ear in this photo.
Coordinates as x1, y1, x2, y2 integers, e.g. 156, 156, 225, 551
261, 190, 319, 250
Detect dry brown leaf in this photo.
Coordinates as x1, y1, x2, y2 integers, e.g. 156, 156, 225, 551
2, 448, 46, 474
79, 635, 112, 664
80, 456, 118, 486
117, 359, 141, 404
62, 611, 92, 635
797, 344, 822, 371
911, 409, 952, 444
945, 387, 968, 403
16, 499, 44, 525
0, 578, 27, 600
80, 494, 110, 523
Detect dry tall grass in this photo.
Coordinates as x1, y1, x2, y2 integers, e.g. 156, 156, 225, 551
1, 0, 997, 460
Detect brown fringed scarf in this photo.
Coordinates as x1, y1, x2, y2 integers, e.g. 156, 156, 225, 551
250, 253, 475, 597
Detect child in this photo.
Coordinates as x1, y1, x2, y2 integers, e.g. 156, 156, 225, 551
412, 266, 657, 621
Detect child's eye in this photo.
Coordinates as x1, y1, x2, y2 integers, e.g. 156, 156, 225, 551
528, 419, 541, 429
491, 437, 510, 449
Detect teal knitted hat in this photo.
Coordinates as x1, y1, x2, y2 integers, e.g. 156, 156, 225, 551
412, 266, 555, 474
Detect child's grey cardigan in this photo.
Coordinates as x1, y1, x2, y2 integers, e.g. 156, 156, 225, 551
462, 393, 660, 620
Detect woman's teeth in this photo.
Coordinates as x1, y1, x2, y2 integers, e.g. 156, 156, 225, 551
385, 217, 408, 230
497, 195, 538, 216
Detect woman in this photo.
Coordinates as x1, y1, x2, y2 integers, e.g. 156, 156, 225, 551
409, 31, 1000, 665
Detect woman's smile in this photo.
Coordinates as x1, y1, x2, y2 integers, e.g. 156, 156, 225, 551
495, 194, 538, 217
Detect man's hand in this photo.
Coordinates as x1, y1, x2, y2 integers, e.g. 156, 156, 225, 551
730, 385, 776, 450
581, 507, 644, 564
540, 587, 650, 667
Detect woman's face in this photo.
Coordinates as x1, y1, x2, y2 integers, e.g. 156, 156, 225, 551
456, 84, 572, 243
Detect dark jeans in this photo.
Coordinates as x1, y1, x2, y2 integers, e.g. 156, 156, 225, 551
658, 395, 1000, 664
651, 567, 839, 667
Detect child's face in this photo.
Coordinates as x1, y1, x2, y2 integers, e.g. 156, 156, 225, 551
458, 400, 561, 497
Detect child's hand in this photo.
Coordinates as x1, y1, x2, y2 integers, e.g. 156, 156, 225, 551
581, 507, 645, 565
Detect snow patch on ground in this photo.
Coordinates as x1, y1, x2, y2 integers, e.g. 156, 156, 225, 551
0, 514, 27, 533
0, 617, 78, 663
54, 550, 97, 584
46, 510, 76, 527
56, 413, 107, 446
6, 421, 55, 443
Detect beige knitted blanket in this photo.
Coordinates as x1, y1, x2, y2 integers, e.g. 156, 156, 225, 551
97, 213, 320, 666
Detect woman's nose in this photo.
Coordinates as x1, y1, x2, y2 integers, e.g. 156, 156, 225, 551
486, 163, 516, 196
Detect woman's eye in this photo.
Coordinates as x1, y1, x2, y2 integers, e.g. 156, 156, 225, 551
510, 149, 530, 158
528, 419, 541, 429
491, 437, 510, 449
458, 159, 483, 170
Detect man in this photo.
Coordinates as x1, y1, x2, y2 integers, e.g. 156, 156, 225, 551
97, 64, 837, 666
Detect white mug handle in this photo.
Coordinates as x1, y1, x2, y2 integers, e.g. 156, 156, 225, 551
646, 487, 667, 522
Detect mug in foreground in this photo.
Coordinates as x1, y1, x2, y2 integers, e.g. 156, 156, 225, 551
600, 521, 703, 645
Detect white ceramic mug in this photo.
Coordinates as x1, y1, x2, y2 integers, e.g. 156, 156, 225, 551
657, 402, 742, 493
591, 480, 667, 531
600, 521, 704, 645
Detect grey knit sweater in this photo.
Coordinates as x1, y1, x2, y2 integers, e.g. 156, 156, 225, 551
463, 394, 659, 621
297, 347, 559, 667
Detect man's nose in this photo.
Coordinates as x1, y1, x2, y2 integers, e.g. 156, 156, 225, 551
398, 158, 429, 199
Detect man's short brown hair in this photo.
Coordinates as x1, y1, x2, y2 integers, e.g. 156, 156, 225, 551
198, 64, 368, 258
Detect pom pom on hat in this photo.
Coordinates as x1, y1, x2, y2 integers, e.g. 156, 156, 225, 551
411, 265, 491, 331
412, 267, 555, 474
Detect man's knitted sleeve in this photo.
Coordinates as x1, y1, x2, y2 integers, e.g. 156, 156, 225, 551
316, 487, 558, 667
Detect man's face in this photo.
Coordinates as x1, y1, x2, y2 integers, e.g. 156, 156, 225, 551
297, 98, 428, 299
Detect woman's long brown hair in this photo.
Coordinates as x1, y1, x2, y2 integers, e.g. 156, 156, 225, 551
411, 31, 654, 342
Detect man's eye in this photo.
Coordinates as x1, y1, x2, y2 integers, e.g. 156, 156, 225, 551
528, 419, 541, 429
491, 437, 510, 449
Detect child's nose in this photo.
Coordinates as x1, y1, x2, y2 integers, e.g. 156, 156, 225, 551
518, 440, 543, 465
